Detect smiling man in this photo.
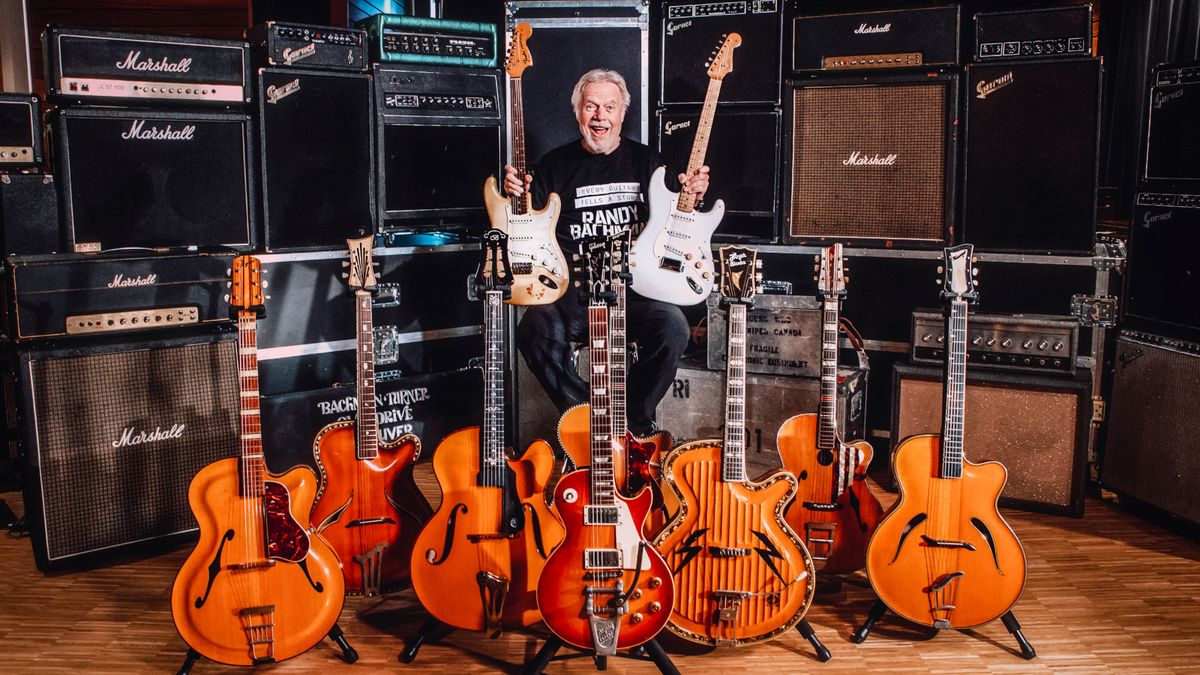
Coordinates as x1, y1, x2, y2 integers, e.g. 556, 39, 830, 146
504, 68, 710, 442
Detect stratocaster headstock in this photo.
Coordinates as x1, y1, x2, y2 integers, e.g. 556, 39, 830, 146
718, 245, 761, 306
228, 255, 265, 316
505, 23, 533, 79
940, 244, 979, 304
344, 235, 379, 292
816, 243, 847, 299
706, 32, 742, 80
475, 229, 514, 299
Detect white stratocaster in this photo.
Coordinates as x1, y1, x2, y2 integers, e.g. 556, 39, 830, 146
629, 33, 740, 306
483, 22, 569, 306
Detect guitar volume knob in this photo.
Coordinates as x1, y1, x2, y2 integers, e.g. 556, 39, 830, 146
648, 602, 662, 613
630, 613, 644, 624
648, 576, 663, 589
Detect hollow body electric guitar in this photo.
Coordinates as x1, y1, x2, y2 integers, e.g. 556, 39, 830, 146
559, 231, 673, 537
538, 237, 674, 655
654, 246, 815, 646
778, 244, 884, 574
482, 22, 568, 305
309, 236, 433, 596
865, 244, 1027, 630
410, 229, 565, 634
172, 255, 345, 666
628, 33, 739, 306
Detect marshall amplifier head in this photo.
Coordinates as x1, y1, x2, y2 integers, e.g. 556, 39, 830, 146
1144, 62, 1200, 185
374, 64, 501, 228
660, 0, 783, 105
361, 14, 498, 68
246, 21, 367, 72
975, 5, 1093, 61
782, 69, 959, 245
0, 93, 42, 167
792, 6, 960, 73
43, 26, 250, 108
51, 107, 256, 253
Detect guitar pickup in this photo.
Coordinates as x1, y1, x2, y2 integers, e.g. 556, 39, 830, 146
584, 548, 621, 569
920, 535, 976, 550
659, 257, 683, 272
511, 262, 533, 275
707, 546, 750, 558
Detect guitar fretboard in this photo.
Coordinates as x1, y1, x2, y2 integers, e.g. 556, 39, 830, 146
508, 78, 529, 216
588, 303, 616, 505
941, 299, 968, 479
723, 303, 748, 483
609, 280, 628, 441
355, 290, 378, 460
237, 312, 265, 498
818, 298, 839, 452
676, 76, 723, 214
480, 290, 507, 487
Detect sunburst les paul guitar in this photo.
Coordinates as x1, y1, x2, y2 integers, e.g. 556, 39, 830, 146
409, 229, 565, 634
537, 236, 674, 656
865, 244, 1027, 630
171, 255, 345, 666
653, 246, 815, 647
483, 22, 568, 305
628, 33, 739, 306
309, 236, 433, 596
778, 243, 884, 574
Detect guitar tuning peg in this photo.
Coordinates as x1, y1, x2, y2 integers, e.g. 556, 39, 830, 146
972, 256, 979, 263
341, 260, 349, 267
225, 268, 231, 276
755, 260, 763, 268
223, 294, 230, 302
264, 294, 272, 301
340, 272, 349, 279
972, 280, 979, 287
936, 265, 944, 274
973, 267, 980, 275
261, 280, 269, 288
226, 281, 232, 288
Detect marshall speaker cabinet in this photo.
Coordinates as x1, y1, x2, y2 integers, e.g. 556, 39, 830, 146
256, 68, 374, 250
657, 107, 780, 241
51, 107, 256, 253
0, 93, 42, 168
660, 0, 784, 105
43, 26, 250, 108
16, 332, 240, 570
792, 6, 960, 73
1143, 62, 1200, 186
373, 64, 502, 229
962, 58, 1102, 253
1, 174, 60, 257
782, 70, 959, 245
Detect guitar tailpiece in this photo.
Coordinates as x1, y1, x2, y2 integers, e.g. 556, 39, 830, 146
477, 571, 510, 639
353, 542, 387, 596
584, 581, 626, 656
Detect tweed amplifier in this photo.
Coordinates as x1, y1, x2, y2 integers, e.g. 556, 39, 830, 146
0, 93, 41, 167
910, 310, 1079, 375
4, 251, 235, 341
782, 70, 959, 245
1144, 62, 1200, 185
43, 26, 250, 107
706, 293, 820, 377
247, 21, 366, 71
975, 5, 1093, 61
792, 6, 960, 72
361, 14, 497, 68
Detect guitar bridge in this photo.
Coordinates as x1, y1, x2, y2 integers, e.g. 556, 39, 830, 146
711, 590, 751, 624
920, 534, 977, 550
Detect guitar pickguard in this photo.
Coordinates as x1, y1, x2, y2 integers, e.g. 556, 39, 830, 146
263, 481, 310, 563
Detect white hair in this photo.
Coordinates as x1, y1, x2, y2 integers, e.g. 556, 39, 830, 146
570, 68, 632, 114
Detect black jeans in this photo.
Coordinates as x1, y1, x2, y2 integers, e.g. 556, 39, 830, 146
517, 286, 689, 436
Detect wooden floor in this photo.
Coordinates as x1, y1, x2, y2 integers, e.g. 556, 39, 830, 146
2, 470, 1200, 674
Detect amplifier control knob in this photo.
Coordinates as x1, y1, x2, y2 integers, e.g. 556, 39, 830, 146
936, 334, 944, 344
1001, 338, 1012, 348
986, 337, 996, 347
1022, 339, 1034, 349
921, 333, 932, 342
1053, 341, 1064, 351
1038, 340, 1049, 350
971, 336, 983, 346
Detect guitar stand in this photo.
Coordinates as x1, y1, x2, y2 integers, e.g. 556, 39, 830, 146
850, 599, 1036, 660
522, 635, 678, 675
399, 615, 442, 663
794, 618, 832, 661
175, 622, 359, 675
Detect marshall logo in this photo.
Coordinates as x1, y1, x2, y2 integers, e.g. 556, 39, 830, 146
854, 23, 892, 34
976, 71, 1014, 100
121, 119, 196, 141
266, 78, 301, 104
664, 120, 692, 136
281, 42, 316, 65
666, 20, 693, 36
114, 50, 193, 73
107, 273, 158, 288
1143, 210, 1173, 227
112, 424, 186, 449
1153, 88, 1185, 109
843, 151, 898, 166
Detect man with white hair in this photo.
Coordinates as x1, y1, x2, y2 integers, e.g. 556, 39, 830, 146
505, 68, 711, 441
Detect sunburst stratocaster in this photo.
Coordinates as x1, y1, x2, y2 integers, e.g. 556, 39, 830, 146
483, 22, 568, 305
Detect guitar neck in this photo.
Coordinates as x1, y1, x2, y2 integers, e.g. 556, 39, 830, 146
609, 280, 627, 439
817, 297, 839, 450
588, 302, 617, 505
355, 289, 378, 460
508, 77, 529, 216
676, 76, 723, 214
480, 290, 507, 487
237, 311, 265, 497
723, 303, 748, 483
941, 299, 968, 479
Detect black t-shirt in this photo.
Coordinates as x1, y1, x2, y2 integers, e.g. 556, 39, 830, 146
530, 138, 664, 253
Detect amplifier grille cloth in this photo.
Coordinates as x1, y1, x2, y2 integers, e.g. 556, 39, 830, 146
790, 83, 945, 241
31, 340, 239, 561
